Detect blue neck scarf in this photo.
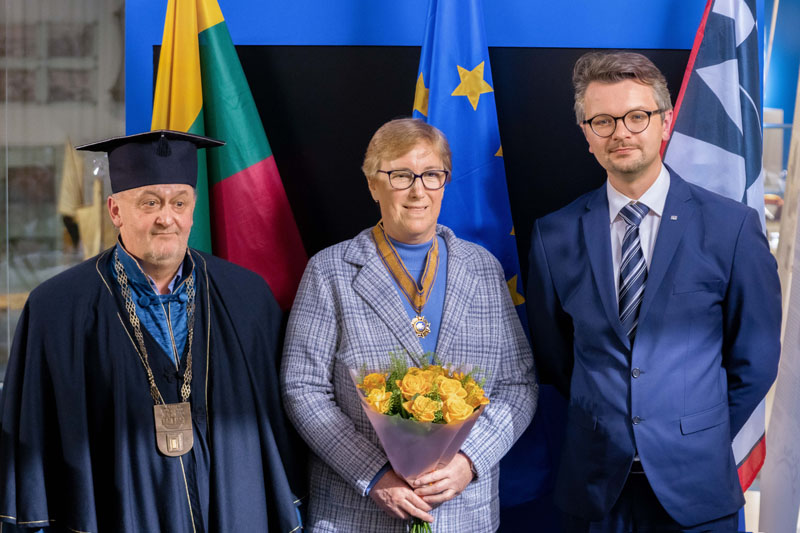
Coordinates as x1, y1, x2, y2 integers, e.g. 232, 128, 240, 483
111, 243, 192, 365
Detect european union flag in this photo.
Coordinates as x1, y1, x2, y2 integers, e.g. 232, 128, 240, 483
412, 1, 561, 527
412, 0, 525, 311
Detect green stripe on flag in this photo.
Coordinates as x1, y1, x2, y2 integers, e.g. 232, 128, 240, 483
198, 21, 273, 185
187, 111, 212, 253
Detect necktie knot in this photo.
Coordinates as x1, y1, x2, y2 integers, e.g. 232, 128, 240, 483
620, 202, 649, 228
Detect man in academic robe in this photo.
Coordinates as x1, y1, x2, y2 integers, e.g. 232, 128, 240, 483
0, 130, 304, 532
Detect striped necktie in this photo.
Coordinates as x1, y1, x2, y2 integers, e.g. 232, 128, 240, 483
618, 202, 650, 342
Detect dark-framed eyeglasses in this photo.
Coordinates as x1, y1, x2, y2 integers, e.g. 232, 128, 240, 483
582, 109, 665, 138
377, 169, 450, 190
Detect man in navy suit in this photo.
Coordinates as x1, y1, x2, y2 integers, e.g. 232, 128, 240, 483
527, 51, 781, 531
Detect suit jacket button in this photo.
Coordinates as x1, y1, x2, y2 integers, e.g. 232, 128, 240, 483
632, 416, 642, 425
632, 368, 641, 378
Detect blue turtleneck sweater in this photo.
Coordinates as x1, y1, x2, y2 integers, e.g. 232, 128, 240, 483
387, 235, 448, 357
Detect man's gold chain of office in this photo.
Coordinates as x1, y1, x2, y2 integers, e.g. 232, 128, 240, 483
114, 251, 196, 457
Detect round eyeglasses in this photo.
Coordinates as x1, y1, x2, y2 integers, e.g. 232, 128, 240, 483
377, 169, 450, 190
582, 109, 664, 138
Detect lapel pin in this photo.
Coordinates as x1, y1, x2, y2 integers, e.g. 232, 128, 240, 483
670, 215, 678, 220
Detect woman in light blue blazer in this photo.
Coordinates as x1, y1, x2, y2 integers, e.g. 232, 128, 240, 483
281, 118, 537, 533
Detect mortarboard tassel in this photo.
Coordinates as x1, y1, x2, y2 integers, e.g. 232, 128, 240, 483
156, 134, 171, 157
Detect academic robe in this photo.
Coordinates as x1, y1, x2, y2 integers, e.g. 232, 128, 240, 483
0, 248, 304, 532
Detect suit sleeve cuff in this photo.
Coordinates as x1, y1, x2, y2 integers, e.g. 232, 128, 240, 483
459, 440, 488, 478
461, 451, 478, 480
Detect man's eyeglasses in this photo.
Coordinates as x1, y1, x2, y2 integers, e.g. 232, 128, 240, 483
377, 169, 450, 190
582, 109, 665, 138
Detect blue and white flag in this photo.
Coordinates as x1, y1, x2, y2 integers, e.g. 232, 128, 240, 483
663, 0, 766, 490
664, 0, 765, 224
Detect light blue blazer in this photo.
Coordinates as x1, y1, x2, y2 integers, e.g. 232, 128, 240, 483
282, 225, 537, 532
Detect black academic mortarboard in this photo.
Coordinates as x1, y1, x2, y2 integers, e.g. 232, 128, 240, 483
75, 130, 225, 193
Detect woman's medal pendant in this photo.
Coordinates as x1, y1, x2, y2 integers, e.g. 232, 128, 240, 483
411, 315, 431, 338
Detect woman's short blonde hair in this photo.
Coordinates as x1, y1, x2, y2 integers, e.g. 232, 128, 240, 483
362, 118, 452, 181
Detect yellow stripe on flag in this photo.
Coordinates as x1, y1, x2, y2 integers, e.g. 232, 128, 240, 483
151, 0, 203, 131
197, 0, 224, 33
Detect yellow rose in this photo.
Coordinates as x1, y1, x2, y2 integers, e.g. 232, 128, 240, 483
434, 376, 468, 401
396, 373, 430, 400
451, 371, 467, 382
358, 373, 387, 392
465, 383, 490, 408
466, 394, 490, 409
366, 388, 393, 414
418, 370, 437, 388
426, 365, 446, 377
443, 396, 475, 423
403, 396, 441, 422
464, 379, 483, 396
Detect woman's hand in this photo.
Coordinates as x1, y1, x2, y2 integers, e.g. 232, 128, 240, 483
411, 452, 474, 506
370, 469, 434, 523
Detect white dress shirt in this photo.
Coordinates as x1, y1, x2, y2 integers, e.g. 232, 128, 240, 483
607, 164, 670, 297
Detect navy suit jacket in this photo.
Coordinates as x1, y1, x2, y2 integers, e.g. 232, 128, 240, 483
527, 169, 780, 526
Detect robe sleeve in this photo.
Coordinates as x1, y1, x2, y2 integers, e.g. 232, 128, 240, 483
0, 281, 99, 533
0, 301, 58, 530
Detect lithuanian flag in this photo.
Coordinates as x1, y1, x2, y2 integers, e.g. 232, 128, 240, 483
152, 0, 307, 310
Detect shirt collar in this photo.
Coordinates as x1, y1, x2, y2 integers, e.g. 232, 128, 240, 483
115, 239, 189, 294
158, 264, 183, 294
606, 163, 670, 223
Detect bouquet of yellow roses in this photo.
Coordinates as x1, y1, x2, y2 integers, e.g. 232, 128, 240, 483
352, 351, 490, 533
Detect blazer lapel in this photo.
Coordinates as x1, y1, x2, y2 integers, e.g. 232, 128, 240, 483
435, 229, 480, 359
582, 187, 630, 348
638, 173, 695, 325
347, 233, 424, 358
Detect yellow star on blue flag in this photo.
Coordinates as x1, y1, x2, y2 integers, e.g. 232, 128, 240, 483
506, 274, 526, 306
451, 61, 493, 110
414, 73, 430, 116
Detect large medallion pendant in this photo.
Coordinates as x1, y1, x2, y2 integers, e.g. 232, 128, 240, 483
411, 315, 431, 338
154, 402, 194, 457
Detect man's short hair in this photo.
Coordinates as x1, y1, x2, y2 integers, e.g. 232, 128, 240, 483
572, 51, 673, 124
362, 118, 452, 181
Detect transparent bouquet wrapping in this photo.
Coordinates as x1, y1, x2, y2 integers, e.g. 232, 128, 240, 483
350, 369, 485, 480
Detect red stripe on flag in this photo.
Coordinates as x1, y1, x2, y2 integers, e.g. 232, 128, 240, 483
661, 0, 714, 155
737, 433, 765, 491
210, 156, 307, 310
